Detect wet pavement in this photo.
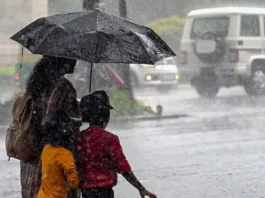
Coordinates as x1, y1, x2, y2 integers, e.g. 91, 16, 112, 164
1, 86, 265, 197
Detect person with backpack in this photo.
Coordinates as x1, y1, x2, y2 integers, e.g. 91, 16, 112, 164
76, 90, 157, 198
18, 56, 80, 198
37, 109, 81, 198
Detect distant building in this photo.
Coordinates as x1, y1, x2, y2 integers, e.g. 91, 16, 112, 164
0, 0, 47, 64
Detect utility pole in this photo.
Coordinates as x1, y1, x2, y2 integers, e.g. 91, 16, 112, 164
119, 0, 127, 18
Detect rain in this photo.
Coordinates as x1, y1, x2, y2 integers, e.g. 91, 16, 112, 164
2, 0, 265, 198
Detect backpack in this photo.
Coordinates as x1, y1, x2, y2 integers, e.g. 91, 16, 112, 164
5, 78, 73, 162
5, 94, 39, 162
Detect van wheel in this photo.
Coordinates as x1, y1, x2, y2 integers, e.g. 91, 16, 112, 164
244, 66, 265, 96
193, 77, 219, 98
191, 73, 220, 98
195, 84, 219, 98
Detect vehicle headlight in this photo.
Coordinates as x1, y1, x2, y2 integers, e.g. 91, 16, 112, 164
146, 75, 152, 81
175, 74, 179, 80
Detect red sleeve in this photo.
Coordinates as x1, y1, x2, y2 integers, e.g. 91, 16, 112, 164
108, 135, 131, 173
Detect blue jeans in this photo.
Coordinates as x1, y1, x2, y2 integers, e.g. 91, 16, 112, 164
82, 188, 114, 198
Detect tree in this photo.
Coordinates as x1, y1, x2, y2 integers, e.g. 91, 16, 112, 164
148, 16, 185, 53
118, 0, 133, 96
83, 0, 99, 10
119, 0, 127, 18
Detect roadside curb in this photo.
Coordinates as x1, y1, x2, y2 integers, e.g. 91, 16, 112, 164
111, 114, 188, 122
0, 115, 189, 127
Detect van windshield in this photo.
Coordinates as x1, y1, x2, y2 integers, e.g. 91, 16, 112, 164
190, 17, 229, 39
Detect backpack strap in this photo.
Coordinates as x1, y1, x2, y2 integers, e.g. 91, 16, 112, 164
46, 79, 64, 114
46, 88, 57, 114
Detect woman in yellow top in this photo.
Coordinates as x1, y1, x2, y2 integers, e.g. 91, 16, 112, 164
38, 110, 81, 198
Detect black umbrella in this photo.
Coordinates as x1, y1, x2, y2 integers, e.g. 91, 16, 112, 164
11, 9, 175, 91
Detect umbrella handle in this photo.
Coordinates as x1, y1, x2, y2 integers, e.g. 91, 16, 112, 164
89, 62, 94, 93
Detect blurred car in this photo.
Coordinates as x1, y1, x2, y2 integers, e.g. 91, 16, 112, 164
69, 61, 126, 98
130, 57, 179, 92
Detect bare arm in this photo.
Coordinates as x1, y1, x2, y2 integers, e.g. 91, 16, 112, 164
109, 136, 157, 198
122, 171, 145, 191
122, 171, 157, 198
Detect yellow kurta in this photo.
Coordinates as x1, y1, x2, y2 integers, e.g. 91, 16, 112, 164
37, 145, 79, 198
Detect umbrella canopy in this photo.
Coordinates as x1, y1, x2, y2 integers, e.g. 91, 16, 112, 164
11, 9, 175, 64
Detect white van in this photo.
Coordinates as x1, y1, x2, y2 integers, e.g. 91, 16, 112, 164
180, 7, 265, 97
130, 57, 179, 93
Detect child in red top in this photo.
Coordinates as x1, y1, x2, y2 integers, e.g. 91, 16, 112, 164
76, 90, 157, 198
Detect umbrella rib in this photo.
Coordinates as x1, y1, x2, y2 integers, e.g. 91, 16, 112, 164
114, 37, 123, 63
94, 32, 103, 63
101, 13, 147, 35
94, 32, 122, 63
135, 34, 153, 64
94, 32, 99, 63
94, 13, 100, 63
34, 24, 66, 53
100, 14, 153, 63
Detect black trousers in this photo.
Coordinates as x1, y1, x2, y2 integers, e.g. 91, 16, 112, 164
82, 188, 114, 198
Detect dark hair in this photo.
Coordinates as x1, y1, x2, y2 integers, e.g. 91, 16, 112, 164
26, 56, 76, 99
81, 101, 110, 127
26, 57, 57, 99
43, 134, 73, 150
80, 91, 114, 127
41, 109, 74, 150
42, 134, 73, 151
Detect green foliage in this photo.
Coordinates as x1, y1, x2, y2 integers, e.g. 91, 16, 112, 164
0, 89, 154, 125
147, 16, 185, 52
0, 65, 15, 76
109, 89, 154, 117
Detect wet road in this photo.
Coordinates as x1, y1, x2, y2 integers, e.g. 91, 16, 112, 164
1, 86, 265, 197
